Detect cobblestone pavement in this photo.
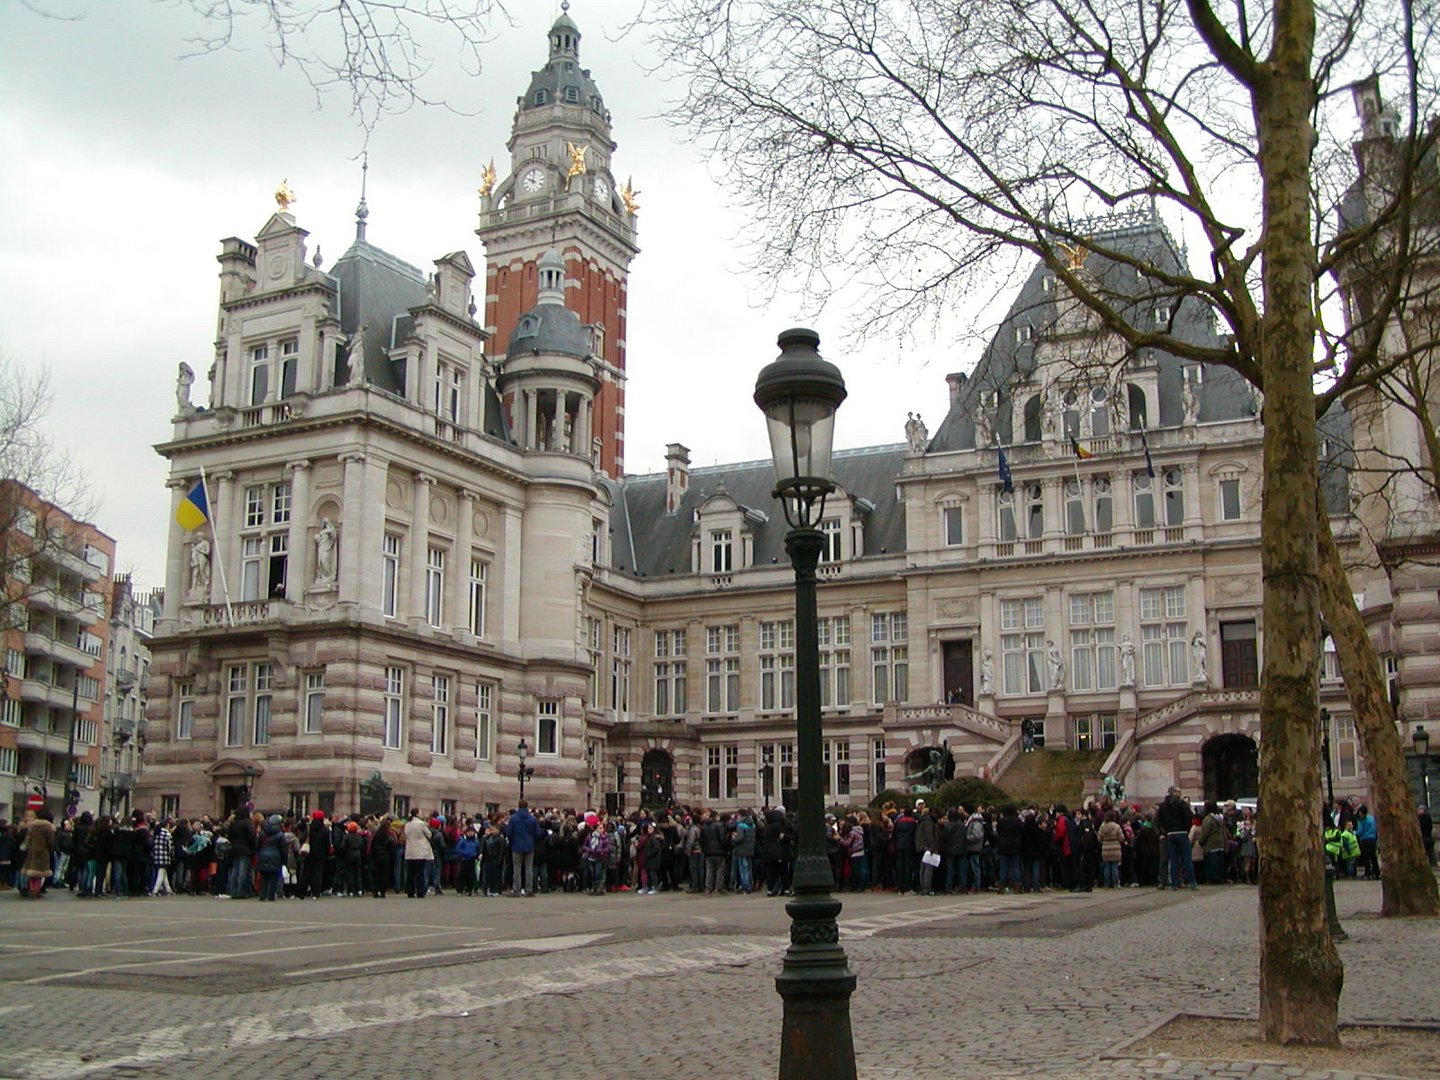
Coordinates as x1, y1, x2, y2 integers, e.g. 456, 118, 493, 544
0, 880, 1435, 1079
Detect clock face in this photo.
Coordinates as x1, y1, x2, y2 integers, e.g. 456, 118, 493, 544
593, 177, 610, 203
522, 168, 546, 193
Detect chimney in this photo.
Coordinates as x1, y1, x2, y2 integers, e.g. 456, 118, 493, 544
946, 372, 968, 406
665, 443, 691, 514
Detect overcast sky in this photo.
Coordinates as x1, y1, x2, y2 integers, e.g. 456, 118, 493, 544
0, 1, 972, 588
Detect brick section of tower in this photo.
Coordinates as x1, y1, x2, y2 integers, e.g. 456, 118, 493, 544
484, 247, 628, 478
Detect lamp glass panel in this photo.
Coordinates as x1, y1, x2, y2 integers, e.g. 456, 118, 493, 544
764, 398, 837, 483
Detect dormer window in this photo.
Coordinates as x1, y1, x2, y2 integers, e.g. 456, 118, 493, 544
564, 86, 580, 104
1153, 306, 1171, 325
710, 529, 733, 573
820, 518, 842, 563
1014, 324, 1033, 345
1041, 275, 1055, 293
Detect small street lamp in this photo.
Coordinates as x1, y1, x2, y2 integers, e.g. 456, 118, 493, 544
517, 738, 535, 803
754, 327, 856, 1080
1413, 725, 1431, 810
1318, 708, 1346, 941
242, 764, 257, 806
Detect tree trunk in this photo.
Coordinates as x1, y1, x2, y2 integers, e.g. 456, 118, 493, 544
1253, 0, 1343, 1045
1315, 501, 1439, 917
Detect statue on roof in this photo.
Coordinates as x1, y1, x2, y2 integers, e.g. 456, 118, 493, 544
344, 325, 368, 387
175, 363, 196, 417
974, 403, 994, 449
275, 179, 297, 211
905, 412, 929, 454
478, 160, 498, 199
566, 142, 588, 178
621, 177, 641, 214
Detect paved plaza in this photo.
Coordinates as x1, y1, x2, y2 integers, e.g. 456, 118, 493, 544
0, 881, 1436, 1079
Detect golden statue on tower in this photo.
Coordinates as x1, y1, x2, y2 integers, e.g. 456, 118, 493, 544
620, 177, 641, 215
275, 179, 297, 211
477, 160, 497, 198
566, 142, 588, 177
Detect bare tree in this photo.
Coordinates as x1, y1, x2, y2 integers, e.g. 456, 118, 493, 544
645, 0, 1440, 1044
0, 353, 94, 638
170, 0, 509, 128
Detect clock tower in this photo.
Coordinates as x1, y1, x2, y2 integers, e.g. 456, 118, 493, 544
476, 10, 639, 480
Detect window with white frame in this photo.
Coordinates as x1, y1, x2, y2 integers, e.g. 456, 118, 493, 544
780, 742, 796, 790
823, 739, 851, 796
706, 746, 723, 801
1092, 476, 1114, 533
1001, 598, 1046, 694
159, 794, 181, 818
1064, 479, 1086, 535
1334, 712, 1359, 779
382, 666, 405, 750
76, 673, 101, 701
1321, 637, 1343, 682
253, 663, 273, 745
1063, 390, 1081, 441
240, 483, 290, 600
434, 359, 463, 425
654, 629, 687, 716
710, 529, 733, 573
431, 674, 450, 755
425, 547, 445, 627
1027, 716, 1048, 748
475, 681, 494, 761
289, 792, 310, 818
5, 690, 24, 726
1134, 472, 1156, 529
1022, 483, 1044, 538
1162, 468, 1185, 526
468, 558, 487, 636
304, 671, 325, 734
1099, 713, 1117, 749
76, 763, 95, 788
4, 647, 23, 680
381, 534, 401, 618
1218, 476, 1242, 522
536, 699, 560, 755
724, 745, 739, 799
871, 611, 909, 703
75, 717, 97, 745
705, 624, 741, 714
820, 517, 842, 563
249, 344, 270, 405
0, 746, 16, 775
591, 519, 604, 564
997, 486, 1017, 541
760, 619, 796, 711
586, 617, 602, 706
1074, 714, 1093, 750
225, 665, 247, 746
1140, 586, 1189, 686
176, 680, 194, 739
818, 615, 851, 709
1069, 592, 1117, 691
942, 505, 964, 546
1090, 387, 1110, 436
611, 625, 632, 716
872, 737, 886, 793
279, 338, 299, 397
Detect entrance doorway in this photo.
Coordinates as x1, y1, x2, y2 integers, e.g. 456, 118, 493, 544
942, 640, 975, 706
640, 749, 673, 809
1220, 621, 1258, 688
1202, 734, 1259, 801
221, 784, 246, 817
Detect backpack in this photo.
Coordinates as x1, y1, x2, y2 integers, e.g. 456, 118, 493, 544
966, 818, 986, 846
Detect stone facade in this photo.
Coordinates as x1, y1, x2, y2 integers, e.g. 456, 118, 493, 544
136, 18, 1436, 820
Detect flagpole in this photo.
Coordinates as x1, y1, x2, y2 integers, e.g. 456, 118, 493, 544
200, 464, 236, 627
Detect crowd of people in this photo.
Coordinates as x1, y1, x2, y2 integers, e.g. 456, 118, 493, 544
1, 791, 1434, 901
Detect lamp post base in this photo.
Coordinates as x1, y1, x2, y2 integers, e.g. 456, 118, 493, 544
776, 893, 857, 1080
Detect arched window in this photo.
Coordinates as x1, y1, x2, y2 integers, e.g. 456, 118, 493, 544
1127, 383, 1148, 429
1090, 387, 1110, 436
997, 487, 1017, 541
1023, 395, 1042, 442
1024, 483, 1045, 539
1063, 390, 1081, 440
1163, 468, 1185, 525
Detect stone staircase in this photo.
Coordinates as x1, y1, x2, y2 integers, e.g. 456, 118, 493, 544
996, 748, 1110, 808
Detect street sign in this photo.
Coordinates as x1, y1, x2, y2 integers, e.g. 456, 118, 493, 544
26, 793, 44, 811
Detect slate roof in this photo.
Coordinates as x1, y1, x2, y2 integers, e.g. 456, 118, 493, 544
521, 15, 609, 121
927, 218, 1257, 454
331, 239, 429, 395
608, 445, 910, 577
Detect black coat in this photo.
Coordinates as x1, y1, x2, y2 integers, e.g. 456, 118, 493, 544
758, 810, 792, 863
996, 813, 1024, 856
228, 817, 256, 857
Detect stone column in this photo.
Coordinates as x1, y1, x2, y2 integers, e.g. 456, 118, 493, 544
1115, 468, 1135, 539
576, 396, 591, 457
164, 479, 189, 628
452, 489, 476, 636
286, 459, 312, 601
1182, 462, 1203, 538
977, 482, 995, 555
552, 389, 565, 452
1042, 476, 1063, 548
338, 453, 366, 606
526, 391, 539, 450
210, 471, 235, 606
410, 472, 436, 624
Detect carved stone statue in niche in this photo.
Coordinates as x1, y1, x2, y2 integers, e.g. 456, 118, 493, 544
176, 363, 196, 416
313, 519, 338, 586
189, 535, 211, 598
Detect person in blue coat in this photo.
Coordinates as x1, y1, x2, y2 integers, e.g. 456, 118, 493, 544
1354, 805, 1380, 880
506, 801, 541, 897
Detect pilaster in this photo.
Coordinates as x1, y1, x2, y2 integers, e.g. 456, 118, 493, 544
286, 460, 312, 601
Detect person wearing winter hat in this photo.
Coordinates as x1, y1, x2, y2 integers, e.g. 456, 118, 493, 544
300, 810, 330, 899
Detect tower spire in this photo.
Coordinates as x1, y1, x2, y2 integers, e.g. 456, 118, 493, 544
355, 151, 370, 242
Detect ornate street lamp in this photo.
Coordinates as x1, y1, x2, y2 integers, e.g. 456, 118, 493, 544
242, 764, 257, 807
517, 738, 535, 803
754, 327, 856, 1080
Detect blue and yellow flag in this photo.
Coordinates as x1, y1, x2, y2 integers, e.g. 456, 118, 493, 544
176, 479, 210, 531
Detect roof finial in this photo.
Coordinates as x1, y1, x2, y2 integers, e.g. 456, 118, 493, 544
355, 151, 370, 242
561, 0, 570, 10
